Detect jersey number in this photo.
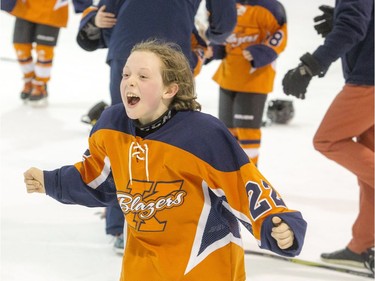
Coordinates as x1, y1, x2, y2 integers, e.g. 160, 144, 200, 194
269, 31, 283, 47
246, 180, 285, 220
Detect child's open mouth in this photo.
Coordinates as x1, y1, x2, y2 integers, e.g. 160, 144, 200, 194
127, 93, 140, 105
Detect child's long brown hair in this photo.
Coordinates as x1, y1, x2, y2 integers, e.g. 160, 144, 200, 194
131, 40, 201, 111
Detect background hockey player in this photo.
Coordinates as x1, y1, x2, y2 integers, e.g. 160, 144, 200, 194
209, 0, 287, 166
2, 0, 91, 105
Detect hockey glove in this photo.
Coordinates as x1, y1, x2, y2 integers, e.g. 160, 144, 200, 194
282, 53, 323, 99
314, 5, 334, 38
84, 22, 101, 40
77, 18, 101, 52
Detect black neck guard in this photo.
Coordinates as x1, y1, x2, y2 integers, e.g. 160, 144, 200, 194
133, 109, 176, 137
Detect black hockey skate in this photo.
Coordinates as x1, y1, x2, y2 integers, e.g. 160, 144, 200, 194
81, 101, 108, 126
28, 83, 48, 107
20, 81, 32, 100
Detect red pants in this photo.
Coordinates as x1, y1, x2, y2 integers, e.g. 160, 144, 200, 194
313, 84, 374, 254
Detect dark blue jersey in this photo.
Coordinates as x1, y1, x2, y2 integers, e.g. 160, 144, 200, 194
77, 0, 237, 69
313, 0, 374, 85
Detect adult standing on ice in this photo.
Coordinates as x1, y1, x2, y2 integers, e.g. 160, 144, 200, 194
282, 0, 374, 271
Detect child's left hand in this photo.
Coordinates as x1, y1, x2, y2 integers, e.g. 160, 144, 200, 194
271, 216, 295, 249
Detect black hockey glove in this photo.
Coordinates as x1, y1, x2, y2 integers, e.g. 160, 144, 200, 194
314, 5, 334, 38
77, 18, 101, 52
282, 53, 323, 99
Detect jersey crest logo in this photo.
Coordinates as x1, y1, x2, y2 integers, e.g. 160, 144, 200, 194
117, 179, 186, 232
226, 33, 259, 48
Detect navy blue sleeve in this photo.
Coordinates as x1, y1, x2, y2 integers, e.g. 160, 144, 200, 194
259, 212, 307, 257
313, 0, 373, 70
247, 45, 278, 68
76, 10, 107, 51
245, 0, 286, 68
205, 0, 237, 44
0, 0, 16, 12
209, 44, 227, 60
44, 165, 117, 207
71, 0, 93, 13
76, 0, 120, 51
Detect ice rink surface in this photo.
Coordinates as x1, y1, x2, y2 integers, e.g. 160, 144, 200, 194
1, 1, 372, 280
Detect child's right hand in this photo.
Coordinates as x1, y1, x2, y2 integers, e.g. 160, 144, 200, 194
271, 216, 294, 249
95, 5, 117, 28
24, 168, 45, 193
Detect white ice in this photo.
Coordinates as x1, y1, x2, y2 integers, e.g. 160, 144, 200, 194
0, 0, 370, 280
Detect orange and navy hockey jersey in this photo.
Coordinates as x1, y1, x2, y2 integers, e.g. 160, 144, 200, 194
212, 0, 287, 94
9, 0, 90, 28
44, 105, 307, 281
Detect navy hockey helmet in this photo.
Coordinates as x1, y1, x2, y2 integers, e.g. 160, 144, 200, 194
266, 99, 295, 124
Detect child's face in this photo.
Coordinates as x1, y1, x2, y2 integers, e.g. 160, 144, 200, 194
120, 51, 172, 124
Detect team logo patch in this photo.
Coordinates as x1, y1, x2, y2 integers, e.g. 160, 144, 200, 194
118, 179, 186, 232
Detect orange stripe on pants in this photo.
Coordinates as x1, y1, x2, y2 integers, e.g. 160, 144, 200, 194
34, 44, 55, 83
13, 43, 34, 79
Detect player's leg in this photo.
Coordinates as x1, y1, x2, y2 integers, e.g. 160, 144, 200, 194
321, 178, 374, 268
29, 23, 60, 104
110, 59, 126, 105
106, 201, 125, 254
233, 92, 267, 166
349, 178, 374, 252
218, 88, 236, 138
106, 59, 127, 253
13, 17, 35, 100
348, 125, 374, 257
313, 85, 374, 188
314, 85, 374, 267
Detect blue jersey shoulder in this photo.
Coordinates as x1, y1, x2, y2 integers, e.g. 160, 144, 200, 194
90, 103, 134, 136
150, 111, 250, 172
91, 108, 250, 172
244, 0, 286, 26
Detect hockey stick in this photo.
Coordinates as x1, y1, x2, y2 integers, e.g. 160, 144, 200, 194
245, 250, 374, 279
0, 57, 17, 62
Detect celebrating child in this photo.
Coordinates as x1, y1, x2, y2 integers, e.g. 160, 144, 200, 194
24, 40, 307, 281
